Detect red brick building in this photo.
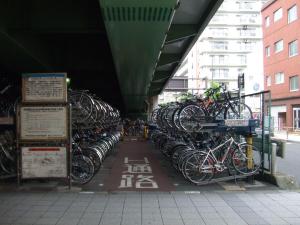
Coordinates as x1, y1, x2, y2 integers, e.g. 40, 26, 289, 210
262, 0, 300, 130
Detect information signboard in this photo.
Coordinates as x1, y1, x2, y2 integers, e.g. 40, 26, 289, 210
20, 106, 68, 141
21, 146, 67, 178
22, 73, 67, 103
225, 119, 249, 127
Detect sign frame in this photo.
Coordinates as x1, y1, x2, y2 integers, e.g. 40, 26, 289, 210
22, 73, 67, 103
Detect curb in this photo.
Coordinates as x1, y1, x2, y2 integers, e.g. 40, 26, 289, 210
271, 137, 300, 144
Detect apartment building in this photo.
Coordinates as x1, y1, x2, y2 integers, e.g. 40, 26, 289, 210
159, 0, 267, 104
262, 0, 300, 130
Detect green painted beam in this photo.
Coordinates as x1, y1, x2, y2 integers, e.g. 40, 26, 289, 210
150, 0, 224, 96
99, 0, 178, 113
165, 24, 198, 44
157, 53, 181, 67
149, 82, 163, 90
152, 71, 170, 82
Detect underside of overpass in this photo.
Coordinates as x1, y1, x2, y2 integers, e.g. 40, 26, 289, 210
0, 0, 223, 117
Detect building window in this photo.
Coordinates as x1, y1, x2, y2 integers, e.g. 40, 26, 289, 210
238, 1, 254, 10
239, 27, 256, 37
265, 46, 270, 57
210, 28, 228, 37
290, 76, 299, 91
275, 39, 283, 53
274, 8, 283, 22
265, 16, 270, 27
211, 41, 228, 50
289, 40, 298, 57
238, 41, 253, 51
210, 69, 229, 79
267, 76, 271, 86
288, 5, 297, 23
238, 55, 247, 64
275, 72, 284, 84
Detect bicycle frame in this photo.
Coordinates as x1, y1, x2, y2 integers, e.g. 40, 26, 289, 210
202, 137, 237, 167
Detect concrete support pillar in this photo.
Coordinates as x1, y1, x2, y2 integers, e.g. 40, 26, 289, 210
147, 95, 158, 121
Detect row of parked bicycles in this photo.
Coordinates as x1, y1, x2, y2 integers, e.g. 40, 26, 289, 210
0, 81, 17, 179
150, 86, 262, 185
70, 90, 121, 184
0, 84, 121, 184
151, 85, 252, 133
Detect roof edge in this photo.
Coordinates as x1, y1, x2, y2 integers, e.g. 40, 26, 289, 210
262, 0, 277, 11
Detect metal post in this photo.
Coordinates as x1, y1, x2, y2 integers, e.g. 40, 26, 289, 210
271, 143, 277, 175
68, 103, 72, 190
238, 85, 241, 117
246, 135, 254, 184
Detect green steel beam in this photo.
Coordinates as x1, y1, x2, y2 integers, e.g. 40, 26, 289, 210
157, 53, 181, 67
153, 0, 224, 95
165, 24, 198, 44
99, 0, 178, 113
152, 71, 170, 82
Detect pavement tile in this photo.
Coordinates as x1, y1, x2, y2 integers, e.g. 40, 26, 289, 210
162, 218, 184, 225
0, 217, 17, 224
13, 217, 39, 225
41, 212, 64, 219
78, 218, 101, 225
142, 220, 163, 225
180, 212, 202, 219
196, 206, 217, 213
181, 219, 206, 225
100, 218, 122, 225
81, 212, 102, 219
35, 217, 60, 225
56, 218, 81, 225
202, 219, 227, 225
62, 211, 84, 218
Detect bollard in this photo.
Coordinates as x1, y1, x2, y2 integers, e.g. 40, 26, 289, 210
246, 135, 254, 184
144, 126, 148, 139
246, 136, 253, 169
271, 143, 277, 175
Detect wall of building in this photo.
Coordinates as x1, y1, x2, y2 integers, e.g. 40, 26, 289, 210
262, 0, 300, 129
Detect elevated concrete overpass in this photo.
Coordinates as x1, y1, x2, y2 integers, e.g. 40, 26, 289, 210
0, 0, 223, 116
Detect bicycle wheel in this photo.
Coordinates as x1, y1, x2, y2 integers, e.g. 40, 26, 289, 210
178, 104, 206, 132
184, 152, 214, 184
225, 102, 253, 119
70, 91, 94, 123
232, 144, 261, 175
82, 147, 102, 172
72, 155, 95, 184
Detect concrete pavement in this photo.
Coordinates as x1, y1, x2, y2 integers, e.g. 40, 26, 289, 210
1, 190, 300, 225
272, 131, 300, 143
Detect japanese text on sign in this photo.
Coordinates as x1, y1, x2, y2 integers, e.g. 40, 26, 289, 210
22, 73, 67, 102
20, 106, 68, 140
21, 147, 67, 178
119, 157, 158, 189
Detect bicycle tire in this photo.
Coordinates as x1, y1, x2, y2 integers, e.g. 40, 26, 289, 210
225, 102, 253, 119
184, 152, 214, 184
232, 144, 261, 175
72, 155, 95, 184
178, 104, 206, 132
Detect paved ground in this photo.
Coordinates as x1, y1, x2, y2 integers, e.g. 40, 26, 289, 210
273, 132, 300, 143
1, 140, 300, 225
1, 190, 300, 225
277, 142, 300, 186
80, 140, 277, 192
